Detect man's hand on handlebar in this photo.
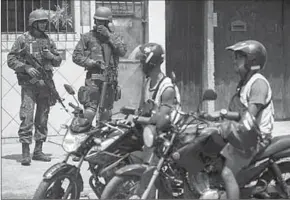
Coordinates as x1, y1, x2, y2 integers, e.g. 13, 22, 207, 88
201, 109, 240, 121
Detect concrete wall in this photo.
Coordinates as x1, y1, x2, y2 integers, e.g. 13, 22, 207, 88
148, 0, 166, 74
214, 0, 290, 119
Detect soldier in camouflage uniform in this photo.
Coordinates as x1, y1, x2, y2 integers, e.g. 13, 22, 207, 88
72, 6, 127, 123
7, 9, 62, 166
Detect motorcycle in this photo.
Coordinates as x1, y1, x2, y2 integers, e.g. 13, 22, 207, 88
101, 89, 290, 199
33, 84, 150, 199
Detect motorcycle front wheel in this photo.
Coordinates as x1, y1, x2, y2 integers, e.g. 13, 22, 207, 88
101, 175, 171, 199
101, 175, 140, 199
33, 173, 81, 199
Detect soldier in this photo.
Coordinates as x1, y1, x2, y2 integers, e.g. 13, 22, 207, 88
72, 6, 127, 123
7, 9, 62, 166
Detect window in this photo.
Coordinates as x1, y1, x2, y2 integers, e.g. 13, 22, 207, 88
1, 0, 74, 33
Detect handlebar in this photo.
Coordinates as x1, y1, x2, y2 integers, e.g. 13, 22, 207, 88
68, 102, 78, 110
200, 109, 240, 121
222, 110, 240, 121
134, 116, 150, 125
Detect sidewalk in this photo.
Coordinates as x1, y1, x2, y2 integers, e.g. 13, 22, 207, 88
1, 121, 290, 199
1, 138, 96, 199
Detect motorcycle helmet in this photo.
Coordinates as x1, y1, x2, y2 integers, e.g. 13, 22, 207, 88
226, 40, 267, 71
135, 43, 165, 75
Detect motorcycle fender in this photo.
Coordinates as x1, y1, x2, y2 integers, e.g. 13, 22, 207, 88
115, 164, 153, 177
43, 162, 84, 191
272, 148, 290, 160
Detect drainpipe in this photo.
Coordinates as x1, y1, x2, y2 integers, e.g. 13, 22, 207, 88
202, 0, 215, 112
141, 0, 149, 44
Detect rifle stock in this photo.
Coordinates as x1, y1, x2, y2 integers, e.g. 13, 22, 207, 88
19, 49, 68, 112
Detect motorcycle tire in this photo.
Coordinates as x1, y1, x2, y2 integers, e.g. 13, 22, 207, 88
101, 175, 141, 199
259, 161, 290, 198
33, 173, 81, 199
101, 175, 170, 199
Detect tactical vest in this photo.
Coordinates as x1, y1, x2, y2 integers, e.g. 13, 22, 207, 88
144, 76, 181, 110
229, 73, 274, 134
17, 32, 54, 85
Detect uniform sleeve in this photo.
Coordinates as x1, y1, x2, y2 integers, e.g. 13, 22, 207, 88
7, 35, 27, 73
72, 34, 96, 68
49, 39, 62, 67
249, 79, 269, 105
108, 32, 127, 57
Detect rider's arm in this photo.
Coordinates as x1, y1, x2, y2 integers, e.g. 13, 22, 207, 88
248, 79, 269, 118
149, 86, 176, 125
158, 86, 176, 116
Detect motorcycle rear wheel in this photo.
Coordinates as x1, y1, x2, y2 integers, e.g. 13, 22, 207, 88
33, 173, 81, 199
259, 160, 290, 199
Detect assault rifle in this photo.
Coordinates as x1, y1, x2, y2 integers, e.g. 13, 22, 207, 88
17, 48, 68, 112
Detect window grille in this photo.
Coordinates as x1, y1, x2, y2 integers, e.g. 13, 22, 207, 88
1, 0, 74, 33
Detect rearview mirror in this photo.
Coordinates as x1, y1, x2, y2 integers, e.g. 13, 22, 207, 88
64, 84, 75, 95
202, 89, 217, 101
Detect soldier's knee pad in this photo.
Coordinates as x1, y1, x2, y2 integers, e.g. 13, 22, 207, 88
78, 85, 100, 106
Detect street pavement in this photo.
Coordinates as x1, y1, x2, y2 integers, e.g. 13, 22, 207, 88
1, 121, 290, 199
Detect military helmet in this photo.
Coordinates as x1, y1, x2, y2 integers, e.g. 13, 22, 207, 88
28, 9, 49, 26
136, 43, 165, 66
226, 40, 267, 70
94, 6, 113, 21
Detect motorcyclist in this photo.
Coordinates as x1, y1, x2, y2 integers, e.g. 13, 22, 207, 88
7, 9, 63, 166
135, 43, 181, 119
213, 40, 275, 199
130, 42, 181, 163
72, 6, 127, 123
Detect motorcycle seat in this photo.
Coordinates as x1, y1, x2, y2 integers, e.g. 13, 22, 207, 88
254, 135, 290, 161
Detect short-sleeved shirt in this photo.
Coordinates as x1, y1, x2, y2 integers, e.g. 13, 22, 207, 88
249, 78, 269, 106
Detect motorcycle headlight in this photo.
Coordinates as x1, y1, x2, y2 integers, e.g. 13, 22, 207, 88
143, 125, 157, 148
62, 129, 89, 153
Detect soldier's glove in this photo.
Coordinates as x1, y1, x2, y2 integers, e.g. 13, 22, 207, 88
97, 25, 111, 39
87, 60, 106, 70
24, 65, 41, 78
41, 47, 55, 60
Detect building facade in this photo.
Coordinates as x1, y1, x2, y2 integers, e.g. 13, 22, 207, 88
165, 0, 290, 120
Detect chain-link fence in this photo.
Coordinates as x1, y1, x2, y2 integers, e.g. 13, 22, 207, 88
1, 0, 146, 139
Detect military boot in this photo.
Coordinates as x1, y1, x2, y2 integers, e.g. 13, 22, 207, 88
32, 141, 51, 162
21, 143, 31, 166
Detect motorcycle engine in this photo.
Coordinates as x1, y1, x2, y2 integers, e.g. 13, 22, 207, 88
160, 163, 185, 197
190, 172, 226, 199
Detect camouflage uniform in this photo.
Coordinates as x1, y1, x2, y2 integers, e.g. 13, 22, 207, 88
72, 25, 127, 121
7, 31, 62, 144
